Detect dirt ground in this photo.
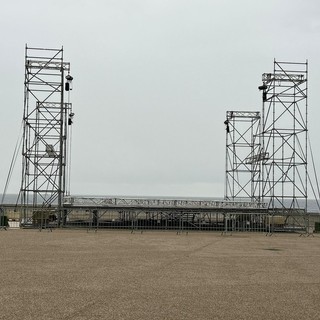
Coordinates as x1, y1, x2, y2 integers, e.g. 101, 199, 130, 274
0, 229, 319, 320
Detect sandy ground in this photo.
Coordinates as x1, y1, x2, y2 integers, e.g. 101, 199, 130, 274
0, 229, 319, 320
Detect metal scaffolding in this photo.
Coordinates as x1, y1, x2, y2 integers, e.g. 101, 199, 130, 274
224, 111, 262, 202
224, 60, 310, 233
259, 60, 308, 213
21, 45, 73, 225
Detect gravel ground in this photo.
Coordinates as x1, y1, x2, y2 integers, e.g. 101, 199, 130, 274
0, 229, 319, 320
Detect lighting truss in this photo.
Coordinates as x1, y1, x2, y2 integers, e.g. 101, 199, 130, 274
63, 196, 266, 210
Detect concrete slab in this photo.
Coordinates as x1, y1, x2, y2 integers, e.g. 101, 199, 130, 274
0, 230, 319, 320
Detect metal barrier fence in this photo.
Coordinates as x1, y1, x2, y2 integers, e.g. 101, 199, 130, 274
1, 202, 319, 234
62, 208, 317, 234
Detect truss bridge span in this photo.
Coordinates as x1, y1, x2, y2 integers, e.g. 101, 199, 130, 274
57, 196, 279, 233
63, 196, 267, 212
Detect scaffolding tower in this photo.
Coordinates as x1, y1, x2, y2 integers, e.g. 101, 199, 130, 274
224, 60, 309, 233
259, 60, 308, 215
224, 111, 262, 202
21, 45, 73, 226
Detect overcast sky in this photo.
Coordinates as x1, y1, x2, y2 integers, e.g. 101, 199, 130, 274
1, 0, 320, 198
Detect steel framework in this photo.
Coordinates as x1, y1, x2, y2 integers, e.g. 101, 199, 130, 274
21, 46, 73, 225
225, 111, 262, 202
17, 50, 312, 233
260, 60, 308, 215
61, 196, 269, 233
224, 60, 309, 233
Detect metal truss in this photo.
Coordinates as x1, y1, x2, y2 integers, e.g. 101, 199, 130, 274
58, 196, 308, 233
259, 60, 308, 217
225, 111, 263, 202
63, 196, 267, 210
61, 196, 268, 232
21, 46, 73, 225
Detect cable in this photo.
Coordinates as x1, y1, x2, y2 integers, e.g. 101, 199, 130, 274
1, 121, 23, 205
307, 173, 320, 211
307, 132, 320, 210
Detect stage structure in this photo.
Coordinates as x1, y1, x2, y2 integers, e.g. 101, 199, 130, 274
16, 51, 312, 233
259, 60, 308, 222
21, 46, 73, 225
224, 111, 263, 202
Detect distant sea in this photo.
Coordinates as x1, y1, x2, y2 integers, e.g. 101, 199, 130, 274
1, 193, 320, 213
